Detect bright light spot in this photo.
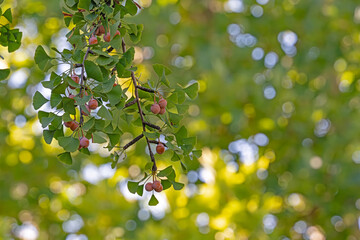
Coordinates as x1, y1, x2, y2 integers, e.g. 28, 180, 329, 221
309, 156, 323, 169
252, 47, 265, 60
15, 115, 27, 128
187, 171, 199, 183
278, 31, 298, 56
302, 138, 313, 147
264, 52, 278, 68
263, 85, 276, 99
227, 24, 241, 36
138, 209, 150, 221
314, 119, 331, 137
14, 222, 39, 240
125, 220, 137, 231
143, 46, 154, 60
199, 167, 215, 184
196, 212, 210, 227
306, 226, 325, 240
224, 0, 245, 13
66, 234, 88, 240
62, 214, 84, 233
263, 214, 277, 233
82, 163, 115, 184
288, 193, 301, 207
251, 5, 263, 18
82, 164, 101, 184
226, 161, 239, 173
254, 133, 269, 146
8, 68, 29, 89
256, 0, 269, 5
278, 31, 298, 47
293, 220, 307, 234
169, 12, 181, 24
185, 183, 198, 197
99, 163, 116, 178
355, 199, 360, 210
352, 150, 360, 164
256, 168, 268, 180
331, 216, 342, 226
354, 6, 360, 23
254, 73, 266, 84
228, 139, 259, 165
282, 101, 295, 115
235, 34, 257, 48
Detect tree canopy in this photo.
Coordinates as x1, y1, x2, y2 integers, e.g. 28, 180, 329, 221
1, 0, 360, 239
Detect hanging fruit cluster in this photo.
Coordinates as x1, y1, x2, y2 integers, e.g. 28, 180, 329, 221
33, 0, 201, 205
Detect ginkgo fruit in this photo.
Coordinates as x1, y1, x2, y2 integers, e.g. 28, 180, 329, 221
151, 103, 161, 114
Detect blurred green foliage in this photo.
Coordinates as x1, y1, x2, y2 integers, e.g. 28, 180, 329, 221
1, 0, 360, 239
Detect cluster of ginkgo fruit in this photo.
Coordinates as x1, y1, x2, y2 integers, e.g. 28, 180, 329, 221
145, 180, 163, 192
63, 73, 100, 150
89, 24, 120, 45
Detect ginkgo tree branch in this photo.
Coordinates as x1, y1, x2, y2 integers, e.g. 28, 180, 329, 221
121, 38, 158, 172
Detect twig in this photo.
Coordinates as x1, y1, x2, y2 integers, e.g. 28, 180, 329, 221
123, 134, 144, 150
144, 122, 161, 131
149, 140, 167, 147
137, 85, 155, 93
123, 99, 136, 109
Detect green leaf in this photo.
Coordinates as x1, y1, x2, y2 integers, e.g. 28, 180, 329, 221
143, 131, 160, 139
129, 24, 143, 44
192, 150, 202, 158
107, 133, 120, 147
182, 137, 197, 147
78, 0, 90, 10
157, 166, 175, 177
3, 8, 12, 23
127, 181, 138, 194
184, 82, 199, 99
82, 117, 95, 131
34, 46, 53, 71
43, 130, 55, 144
145, 162, 153, 171
98, 106, 113, 120
107, 85, 123, 106
96, 55, 114, 66
175, 126, 187, 145
50, 93, 62, 108
92, 131, 108, 143
176, 104, 189, 115
161, 180, 172, 190
137, 184, 144, 196
63, 98, 76, 115
171, 152, 181, 162
183, 155, 200, 171
148, 194, 159, 206
153, 64, 172, 77
85, 60, 103, 81
33, 91, 49, 110
160, 71, 170, 88
168, 112, 183, 126
79, 147, 90, 155
116, 47, 135, 77
0, 68, 10, 80
172, 182, 185, 190
125, 0, 138, 16
57, 152, 72, 165
58, 136, 80, 152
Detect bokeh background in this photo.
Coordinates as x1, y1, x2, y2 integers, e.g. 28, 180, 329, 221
2, 0, 360, 239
